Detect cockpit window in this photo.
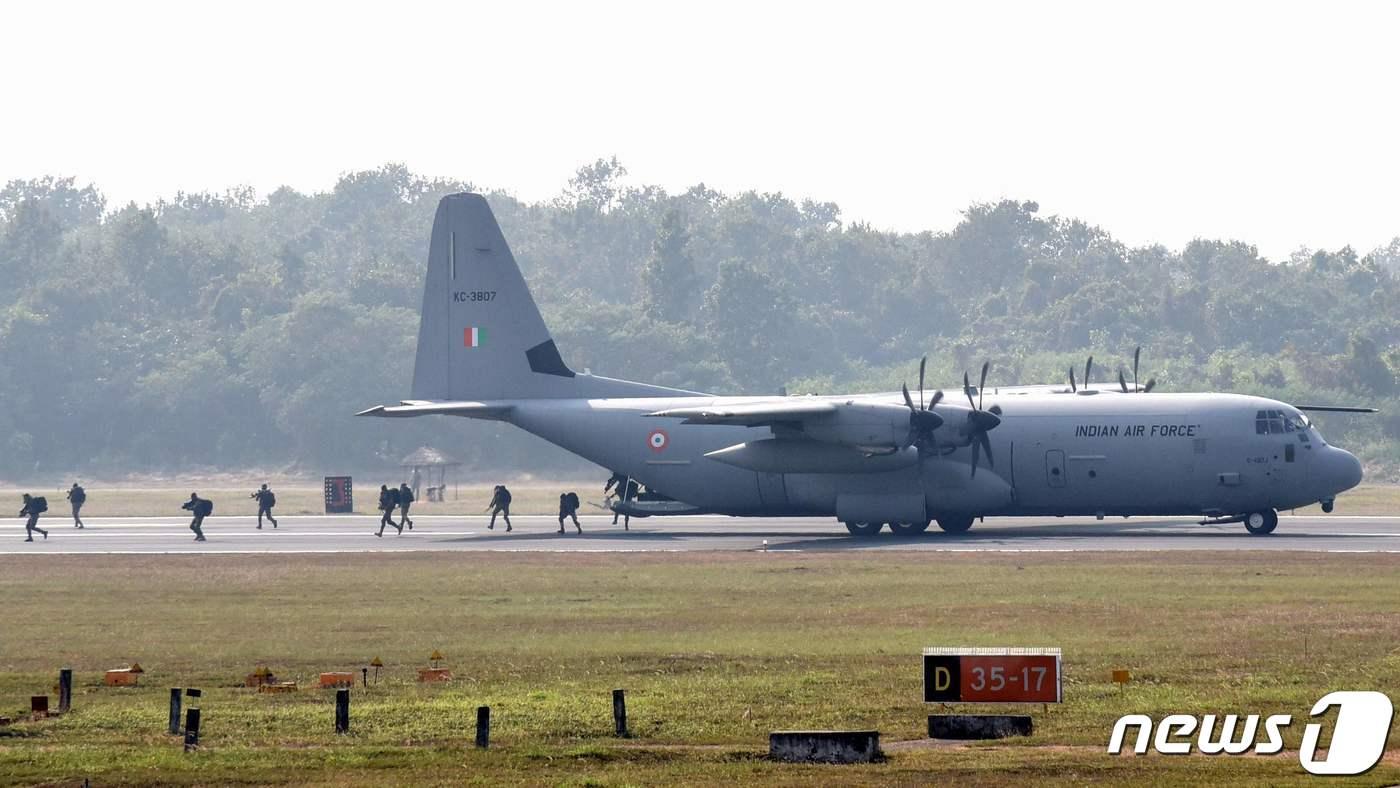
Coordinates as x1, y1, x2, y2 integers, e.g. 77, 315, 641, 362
1255, 409, 1285, 434
1256, 409, 1311, 436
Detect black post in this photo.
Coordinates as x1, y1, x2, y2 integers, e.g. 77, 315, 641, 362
335, 689, 350, 734
183, 708, 201, 751
361, 667, 368, 688
58, 669, 72, 713
475, 705, 490, 748
612, 689, 628, 737
168, 688, 182, 734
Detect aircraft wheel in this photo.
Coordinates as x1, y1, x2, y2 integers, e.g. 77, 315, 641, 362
844, 521, 883, 537
936, 515, 975, 534
889, 521, 930, 537
1243, 510, 1278, 535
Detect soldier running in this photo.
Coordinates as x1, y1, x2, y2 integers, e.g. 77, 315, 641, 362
557, 491, 581, 534
181, 492, 211, 542
486, 485, 512, 532
376, 484, 402, 537
66, 482, 86, 528
604, 471, 636, 531
398, 482, 415, 530
252, 483, 278, 529
19, 493, 49, 541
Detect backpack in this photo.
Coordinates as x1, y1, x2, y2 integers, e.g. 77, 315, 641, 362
71, 487, 86, 504
31, 496, 48, 513
565, 492, 580, 511
196, 498, 213, 517
400, 487, 414, 504
390, 488, 401, 505
264, 491, 276, 508
499, 488, 512, 505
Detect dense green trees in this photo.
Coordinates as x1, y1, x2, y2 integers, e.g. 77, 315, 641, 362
1, 161, 1398, 481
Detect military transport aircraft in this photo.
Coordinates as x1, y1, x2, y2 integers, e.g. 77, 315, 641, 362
359, 194, 1369, 537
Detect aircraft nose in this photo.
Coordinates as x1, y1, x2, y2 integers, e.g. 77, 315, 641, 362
1329, 447, 1363, 493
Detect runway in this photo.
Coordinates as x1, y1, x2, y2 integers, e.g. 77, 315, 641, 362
4, 513, 1400, 554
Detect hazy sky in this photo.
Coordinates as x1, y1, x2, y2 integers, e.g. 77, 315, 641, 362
3, 1, 1397, 259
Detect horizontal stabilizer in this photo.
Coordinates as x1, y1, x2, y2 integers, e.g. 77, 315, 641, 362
611, 500, 705, 518
355, 401, 513, 420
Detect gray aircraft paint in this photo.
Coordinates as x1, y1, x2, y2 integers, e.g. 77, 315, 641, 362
361, 194, 1365, 534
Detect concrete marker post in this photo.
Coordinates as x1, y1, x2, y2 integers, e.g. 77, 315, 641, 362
335, 689, 350, 734
182, 688, 202, 750
183, 708, 201, 751
612, 689, 628, 737
58, 669, 72, 713
168, 688, 182, 735
475, 705, 490, 749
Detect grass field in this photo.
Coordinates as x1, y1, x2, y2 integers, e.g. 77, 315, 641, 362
1, 552, 1398, 785
2, 482, 1397, 518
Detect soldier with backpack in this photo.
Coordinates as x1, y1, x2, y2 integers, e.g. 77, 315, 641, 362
604, 472, 637, 531
486, 485, 512, 532
66, 482, 86, 528
252, 483, 278, 529
557, 491, 582, 534
376, 484, 402, 537
397, 482, 415, 530
19, 493, 49, 541
181, 492, 212, 542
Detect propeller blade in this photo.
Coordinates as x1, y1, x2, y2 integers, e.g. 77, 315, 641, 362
1143, 378, 1157, 394
902, 383, 915, 412
1133, 346, 1141, 391
1069, 366, 1076, 393
1085, 356, 1093, 387
929, 390, 944, 409
918, 356, 927, 410
1118, 369, 1128, 393
979, 431, 994, 469
964, 372, 975, 410
978, 361, 989, 410
1295, 405, 1379, 413
969, 436, 980, 479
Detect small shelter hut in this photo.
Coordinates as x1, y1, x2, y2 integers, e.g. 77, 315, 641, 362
400, 446, 462, 501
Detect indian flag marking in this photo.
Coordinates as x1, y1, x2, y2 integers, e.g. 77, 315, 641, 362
464, 327, 486, 348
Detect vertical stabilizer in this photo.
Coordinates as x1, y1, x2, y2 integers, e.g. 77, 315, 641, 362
410, 194, 692, 401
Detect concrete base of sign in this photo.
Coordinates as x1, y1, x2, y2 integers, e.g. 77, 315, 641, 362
768, 730, 882, 763
929, 714, 1033, 740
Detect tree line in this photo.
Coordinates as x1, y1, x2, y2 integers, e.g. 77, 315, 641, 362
2, 160, 1398, 481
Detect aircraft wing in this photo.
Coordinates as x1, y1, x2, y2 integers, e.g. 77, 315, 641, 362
355, 400, 513, 419
646, 399, 837, 427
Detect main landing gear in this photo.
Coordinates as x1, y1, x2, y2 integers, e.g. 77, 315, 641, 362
843, 517, 976, 537
1243, 509, 1279, 535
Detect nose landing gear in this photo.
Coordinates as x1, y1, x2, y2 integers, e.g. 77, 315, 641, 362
1321, 498, 1335, 513
1244, 510, 1278, 535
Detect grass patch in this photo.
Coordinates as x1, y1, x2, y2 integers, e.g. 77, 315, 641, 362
0, 551, 1397, 785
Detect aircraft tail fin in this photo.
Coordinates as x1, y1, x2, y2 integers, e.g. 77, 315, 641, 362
411, 194, 691, 401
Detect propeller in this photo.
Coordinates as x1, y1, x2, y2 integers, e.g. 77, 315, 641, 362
1084, 356, 1094, 388
961, 361, 1001, 478
1068, 366, 1076, 393
1131, 346, 1156, 393
901, 356, 944, 451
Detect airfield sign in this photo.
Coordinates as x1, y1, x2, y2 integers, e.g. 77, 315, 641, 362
923, 647, 1062, 704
